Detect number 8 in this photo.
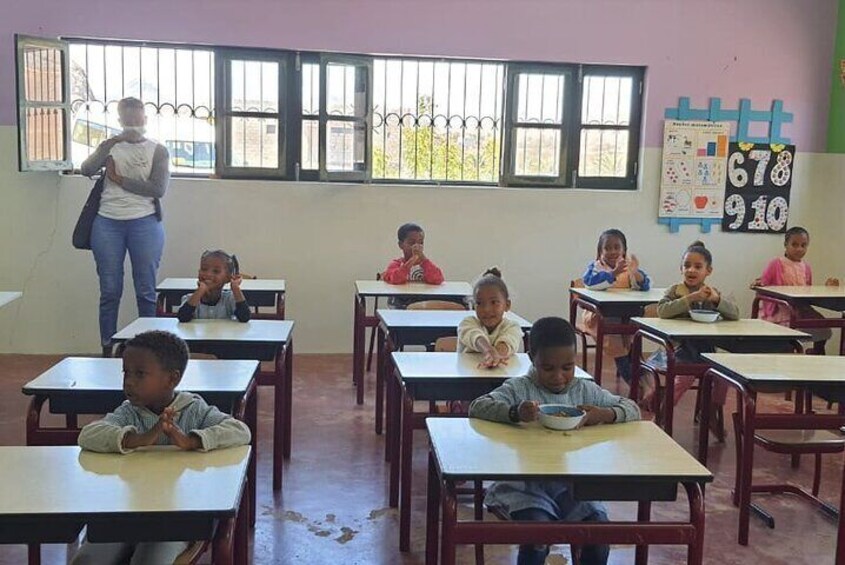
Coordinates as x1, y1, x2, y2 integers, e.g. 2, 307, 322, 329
770, 150, 792, 187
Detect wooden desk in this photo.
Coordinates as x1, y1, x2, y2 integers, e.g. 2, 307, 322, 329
376, 309, 531, 436
390, 352, 591, 552
698, 353, 845, 547
22, 357, 259, 526
569, 288, 666, 384
353, 280, 472, 405
0, 292, 22, 308
425, 419, 711, 565
113, 318, 294, 491
1, 445, 250, 565
157, 278, 286, 319
752, 285, 845, 354
629, 317, 808, 437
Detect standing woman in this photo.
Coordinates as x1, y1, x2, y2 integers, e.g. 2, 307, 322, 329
80, 97, 170, 356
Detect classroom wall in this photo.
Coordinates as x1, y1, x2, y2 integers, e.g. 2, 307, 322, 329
0, 0, 841, 353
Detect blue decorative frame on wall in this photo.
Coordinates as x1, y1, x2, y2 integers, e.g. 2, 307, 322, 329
659, 97, 793, 233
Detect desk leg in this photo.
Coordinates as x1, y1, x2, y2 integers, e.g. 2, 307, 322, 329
663, 343, 678, 437
737, 390, 758, 545
697, 371, 713, 466
837, 452, 845, 564
247, 381, 258, 527
234, 481, 249, 565
376, 325, 386, 435
385, 342, 395, 462
594, 322, 605, 386
27, 544, 40, 565
634, 501, 651, 565
400, 384, 414, 551
354, 294, 365, 404
388, 368, 401, 508
685, 482, 705, 565
426, 451, 441, 565
629, 333, 642, 401
440, 480, 457, 565
273, 347, 285, 491
284, 340, 294, 459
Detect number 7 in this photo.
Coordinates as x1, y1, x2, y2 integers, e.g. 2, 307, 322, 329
748, 150, 771, 186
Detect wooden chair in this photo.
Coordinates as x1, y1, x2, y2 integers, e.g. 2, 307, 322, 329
407, 300, 467, 311
731, 412, 843, 529
569, 279, 596, 372
434, 336, 458, 352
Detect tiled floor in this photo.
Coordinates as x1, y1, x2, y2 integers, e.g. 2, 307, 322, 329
0, 353, 840, 564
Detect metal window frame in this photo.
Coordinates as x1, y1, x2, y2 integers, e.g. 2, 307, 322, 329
15, 34, 72, 171
573, 65, 645, 190
215, 47, 292, 179
318, 53, 373, 182
501, 62, 577, 188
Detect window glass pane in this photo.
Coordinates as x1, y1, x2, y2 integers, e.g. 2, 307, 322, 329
582, 75, 632, 126
68, 42, 215, 173
516, 73, 564, 124
372, 59, 503, 182
327, 119, 365, 171
26, 107, 65, 161
327, 63, 366, 118
302, 63, 319, 116
23, 46, 63, 102
301, 118, 318, 170
579, 128, 628, 177
231, 60, 277, 112
230, 117, 278, 168
513, 127, 559, 177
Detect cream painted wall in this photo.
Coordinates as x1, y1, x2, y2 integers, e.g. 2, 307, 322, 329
0, 126, 839, 354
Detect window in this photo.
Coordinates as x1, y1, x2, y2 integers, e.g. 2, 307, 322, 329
372, 59, 504, 184
216, 50, 291, 178
15, 35, 72, 171
17, 35, 644, 188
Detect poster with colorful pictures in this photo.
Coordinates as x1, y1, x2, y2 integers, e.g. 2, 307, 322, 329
722, 142, 794, 233
659, 120, 730, 219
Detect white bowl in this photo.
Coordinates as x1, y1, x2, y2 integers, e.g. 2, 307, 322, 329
538, 404, 585, 431
690, 309, 720, 323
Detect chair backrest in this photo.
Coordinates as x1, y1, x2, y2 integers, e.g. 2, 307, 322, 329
434, 336, 458, 352
190, 352, 218, 360
643, 303, 659, 318
571, 278, 585, 289
407, 300, 467, 311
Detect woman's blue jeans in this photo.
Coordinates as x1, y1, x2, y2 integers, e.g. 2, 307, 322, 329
91, 214, 164, 347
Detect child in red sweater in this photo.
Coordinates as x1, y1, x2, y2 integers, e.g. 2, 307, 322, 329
382, 223, 445, 308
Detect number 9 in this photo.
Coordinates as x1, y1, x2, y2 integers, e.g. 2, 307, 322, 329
724, 194, 746, 230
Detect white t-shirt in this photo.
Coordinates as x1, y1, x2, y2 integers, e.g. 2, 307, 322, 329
97, 139, 158, 220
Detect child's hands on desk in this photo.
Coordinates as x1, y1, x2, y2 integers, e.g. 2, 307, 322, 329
121, 417, 166, 450
517, 400, 540, 422
160, 407, 202, 450
576, 405, 616, 427
479, 348, 507, 369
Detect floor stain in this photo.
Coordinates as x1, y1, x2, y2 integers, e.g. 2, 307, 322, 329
335, 526, 359, 544
367, 507, 394, 521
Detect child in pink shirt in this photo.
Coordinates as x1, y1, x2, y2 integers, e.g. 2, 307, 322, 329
752, 227, 839, 354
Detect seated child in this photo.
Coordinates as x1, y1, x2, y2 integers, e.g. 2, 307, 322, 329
655, 241, 739, 408
178, 249, 250, 322
752, 226, 839, 354
469, 316, 640, 565
458, 267, 523, 368
580, 228, 650, 383
382, 222, 445, 309
73, 330, 251, 565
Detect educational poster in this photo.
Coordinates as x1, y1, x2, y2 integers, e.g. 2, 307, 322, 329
659, 120, 730, 219
722, 142, 794, 233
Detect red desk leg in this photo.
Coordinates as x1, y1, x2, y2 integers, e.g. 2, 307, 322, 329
736, 389, 758, 545
283, 340, 294, 459
400, 383, 414, 551
440, 480, 458, 565
388, 363, 401, 508
234, 481, 249, 565
272, 346, 285, 491
426, 451, 441, 565
635, 501, 651, 565
685, 482, 705, 565
376, 324, 386, 435
353, 293, 365, 404
244, 380, 258, 527
27, 544, 40, 565
837, 451, 845, 564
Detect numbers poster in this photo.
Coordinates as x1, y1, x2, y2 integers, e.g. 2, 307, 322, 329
722, 142, 793, 233
659, 120, 730, 219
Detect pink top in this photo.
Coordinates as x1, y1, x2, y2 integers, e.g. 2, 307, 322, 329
382, 257, 444, 285
758, 256, 813, 324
